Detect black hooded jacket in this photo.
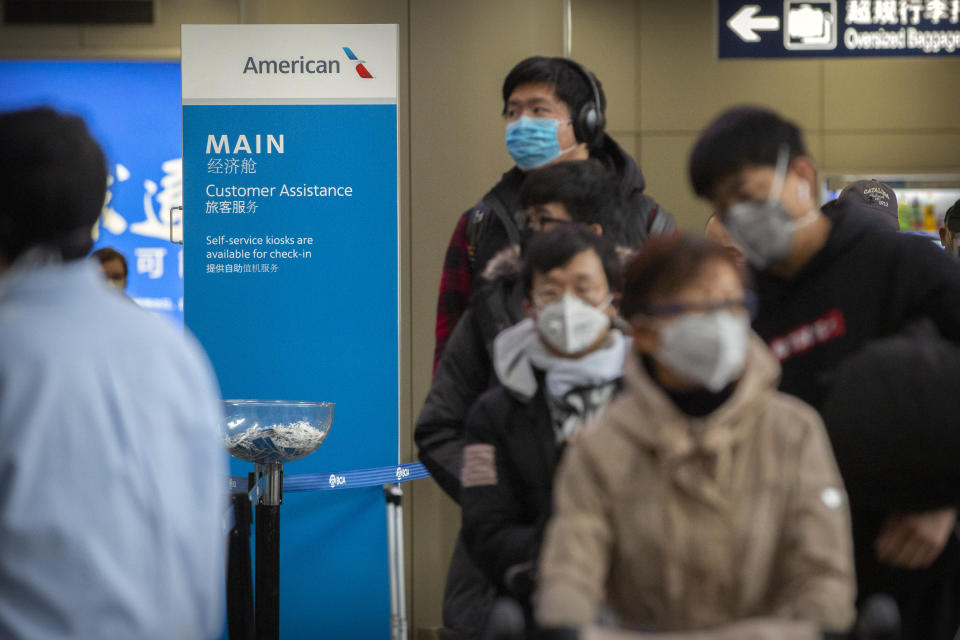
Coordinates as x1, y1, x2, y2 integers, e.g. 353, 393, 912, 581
752, 198, 960, 410
753, 199, 960, 640
821, 323, 960, 512
821, 325, 960, 640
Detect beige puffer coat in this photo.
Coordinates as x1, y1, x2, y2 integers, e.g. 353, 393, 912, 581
535, 336, 856, 634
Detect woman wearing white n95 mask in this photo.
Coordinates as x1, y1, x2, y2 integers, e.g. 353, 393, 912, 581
535, 234, 857, 639
459, 226, 629, 634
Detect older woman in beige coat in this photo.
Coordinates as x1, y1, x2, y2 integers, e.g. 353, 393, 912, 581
534, 235, 856, 639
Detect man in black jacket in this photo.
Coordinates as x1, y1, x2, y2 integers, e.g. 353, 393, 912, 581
433, 56, 674, 372
418, 160, 628, 640
688, 105, 960, 640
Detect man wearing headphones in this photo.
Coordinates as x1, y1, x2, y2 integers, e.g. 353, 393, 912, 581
433, 56, 675, 373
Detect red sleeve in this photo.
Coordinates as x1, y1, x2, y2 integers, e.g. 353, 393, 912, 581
434, 212, 474, 375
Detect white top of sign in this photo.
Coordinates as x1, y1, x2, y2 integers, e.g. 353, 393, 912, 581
181, 24, 398, 104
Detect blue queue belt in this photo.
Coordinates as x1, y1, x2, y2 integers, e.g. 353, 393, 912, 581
227, 462, 431, 495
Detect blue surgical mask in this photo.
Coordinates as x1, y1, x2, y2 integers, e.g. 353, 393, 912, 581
505, 116, 576, 170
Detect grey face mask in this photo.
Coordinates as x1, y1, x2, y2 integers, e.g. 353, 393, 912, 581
656, 310, 750, 392
722, 146, 812, 270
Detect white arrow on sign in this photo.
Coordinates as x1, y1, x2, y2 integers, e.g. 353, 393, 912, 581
727, 5, 781, 42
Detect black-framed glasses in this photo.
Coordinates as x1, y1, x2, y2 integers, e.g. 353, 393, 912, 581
514, 209, 576, 232
638, 291, 758, 320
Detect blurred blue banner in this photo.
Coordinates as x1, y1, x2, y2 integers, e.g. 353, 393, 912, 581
0, 60, 183, 325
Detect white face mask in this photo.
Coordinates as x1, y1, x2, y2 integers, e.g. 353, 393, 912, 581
722, 146, 818, 269
536, 293, 611, 356
655, 309, 750, 392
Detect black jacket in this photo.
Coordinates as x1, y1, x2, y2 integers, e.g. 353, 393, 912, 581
818, 323, 960, 640
417, 248, 526, 503
821, 322, 960, 513
417, 251, 528, 640
752, 199, 960, 409
753, 200, 960, 640
460, 379, 560, 603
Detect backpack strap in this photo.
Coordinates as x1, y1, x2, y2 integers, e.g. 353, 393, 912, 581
466, 193, 521, 266
466, 203, 488, 265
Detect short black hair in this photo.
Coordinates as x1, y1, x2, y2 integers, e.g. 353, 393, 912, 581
519, 159, 624, 241
92, 247, 128, 277
620, 234, 747, 319
0, 107, 107, 262
502, 56, 606, 145
522, 225, 622, 298
688, 106, 808, 199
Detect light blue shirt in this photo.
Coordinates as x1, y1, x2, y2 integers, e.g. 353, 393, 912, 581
0, 258, 226, 639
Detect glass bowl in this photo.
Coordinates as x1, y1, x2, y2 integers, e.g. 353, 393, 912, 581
222, 400, 334, 463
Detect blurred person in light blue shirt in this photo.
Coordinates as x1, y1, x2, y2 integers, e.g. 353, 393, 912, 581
0, 107, 226, 639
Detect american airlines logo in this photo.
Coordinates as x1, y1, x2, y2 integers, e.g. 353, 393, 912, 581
342, 46, 374, 78
239, 46, 375, 79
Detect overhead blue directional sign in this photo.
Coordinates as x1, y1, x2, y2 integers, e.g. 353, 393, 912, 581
718, 1, 960, 58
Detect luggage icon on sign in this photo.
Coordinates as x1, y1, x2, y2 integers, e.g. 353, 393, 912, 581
784, 1, 838, 50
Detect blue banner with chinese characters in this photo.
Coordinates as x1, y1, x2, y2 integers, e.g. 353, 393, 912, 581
181, 24, 400, 638
0, 61, 184, 324
718, 0, 960, 58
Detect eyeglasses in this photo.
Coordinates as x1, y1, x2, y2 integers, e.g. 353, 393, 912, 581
514, 210, 576, 232
638, 291, 758, 320
532, 289, 610, 310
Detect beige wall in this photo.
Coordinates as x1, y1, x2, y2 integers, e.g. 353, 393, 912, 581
2, 0, 958, 636
633, 1, 960, 230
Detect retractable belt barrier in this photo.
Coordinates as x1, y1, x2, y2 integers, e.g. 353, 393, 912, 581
227, 461, 430, 496
223, 462, 431, 535
222, 462, 426, 640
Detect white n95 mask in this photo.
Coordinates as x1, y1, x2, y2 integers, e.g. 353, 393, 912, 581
722, 146, 817, 269
536, 294, 611, 356
656, 310, 750, 392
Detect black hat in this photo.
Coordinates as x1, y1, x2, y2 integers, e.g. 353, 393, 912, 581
0, 107, 107, 262
837, 179, 899, 230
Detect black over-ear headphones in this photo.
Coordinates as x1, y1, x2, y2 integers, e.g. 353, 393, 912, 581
560, 58, 605, 147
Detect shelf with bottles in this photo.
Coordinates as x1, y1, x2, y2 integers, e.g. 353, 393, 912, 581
821, 174, 960, 235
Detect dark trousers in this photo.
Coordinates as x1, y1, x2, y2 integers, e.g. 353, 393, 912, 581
441, 532, 497, 640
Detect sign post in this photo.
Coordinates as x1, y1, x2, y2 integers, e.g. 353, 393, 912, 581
717, 0, 960, 58
181, 24, 399, 637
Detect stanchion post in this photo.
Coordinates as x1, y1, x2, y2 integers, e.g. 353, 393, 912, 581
384, 484, 407, 640
255, 462, 282, 640
226, 492, 255, 640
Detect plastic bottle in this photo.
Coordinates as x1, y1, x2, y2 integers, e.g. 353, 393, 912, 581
910, 198, 922, 230
924, 203, 936, 232
897, 200, 913, 231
